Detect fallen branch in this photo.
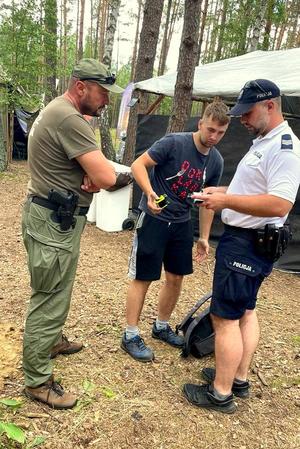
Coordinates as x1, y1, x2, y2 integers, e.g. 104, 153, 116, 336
257, 370, 268, 386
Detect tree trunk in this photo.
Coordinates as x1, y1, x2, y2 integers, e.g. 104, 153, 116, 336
94, 0, 100, 58
130, 0, 143, 82
262, 0, 275, 50
98, 0, 108, 61
99, 108, 115, 160
58, 0, 63, 95
0, 108, 8, 171
164, 1, 182, 63
44, 0, 58, 104
90, 0, 93, 57
62, 0, 67, 92
207, 0, 220, 62
99, 0, 121, 161
237, 0, 253, 55
103, 0, 121, 66
123, 0, 164, 166
277, 0, 292, 49
78, 0, 85, 60
75, 0, 80, 60
215, 0, 228, 60
158, 0, 172, 76
272, 24, 279, 50
286, 0, 299, 48
249, 1, 268, 51
167, 0, 201, 133
197, 0, 208, 64
202, 0, 214, 62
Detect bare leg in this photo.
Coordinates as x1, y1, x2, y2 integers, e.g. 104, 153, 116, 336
157, 271, 184, 321
126, 279, 152, 326
235, 309, 260, 380
212, 314, 243, 396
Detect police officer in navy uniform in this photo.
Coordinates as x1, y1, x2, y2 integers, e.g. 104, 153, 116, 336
183, 79, 300, 413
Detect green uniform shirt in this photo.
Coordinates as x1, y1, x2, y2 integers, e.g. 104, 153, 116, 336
27, 96, 98, 206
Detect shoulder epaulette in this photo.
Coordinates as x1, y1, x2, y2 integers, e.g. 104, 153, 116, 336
281, 134, 293, 150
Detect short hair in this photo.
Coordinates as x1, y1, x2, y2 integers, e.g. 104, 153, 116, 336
202, 100, 230, 125
271, 96, 282, 111
68, 76, 78, 89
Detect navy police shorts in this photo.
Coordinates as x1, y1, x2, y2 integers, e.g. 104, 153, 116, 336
211, 230, 273, 320
128, 211, 194, 281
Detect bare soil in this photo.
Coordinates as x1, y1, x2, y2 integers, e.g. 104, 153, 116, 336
0, 162, 299, 449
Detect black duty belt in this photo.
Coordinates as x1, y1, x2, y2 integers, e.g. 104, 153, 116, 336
30, 196, 89, 216
224, 223, 289, 263
224, 224, 261, 241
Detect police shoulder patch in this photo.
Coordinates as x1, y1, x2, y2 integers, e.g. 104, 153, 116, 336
281, 134, 293, 150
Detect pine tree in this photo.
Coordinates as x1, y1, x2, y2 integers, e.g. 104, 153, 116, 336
123, 0, 164, 166
167, 0, 201, 133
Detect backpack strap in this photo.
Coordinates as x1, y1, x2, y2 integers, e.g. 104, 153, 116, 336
181, 305, 213, 357
176, 291, 212, 333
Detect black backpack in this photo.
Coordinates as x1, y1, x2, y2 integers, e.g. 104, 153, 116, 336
176, 292, 215, 358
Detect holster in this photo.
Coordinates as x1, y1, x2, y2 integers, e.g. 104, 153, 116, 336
56, 205, 76, 231
48, 189, 79, 231
254, 224, 292, 262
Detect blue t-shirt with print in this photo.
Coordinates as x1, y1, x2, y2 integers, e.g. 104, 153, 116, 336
139, 132, 224, 222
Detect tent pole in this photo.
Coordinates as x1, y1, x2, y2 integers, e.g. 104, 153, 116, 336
8, 111, 14, 164
145, 94, 165, 115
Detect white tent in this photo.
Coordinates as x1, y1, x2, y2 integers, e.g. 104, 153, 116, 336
134, 48, 300, 99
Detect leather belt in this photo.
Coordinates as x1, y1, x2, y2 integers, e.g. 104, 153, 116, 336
30, 196, 89, 216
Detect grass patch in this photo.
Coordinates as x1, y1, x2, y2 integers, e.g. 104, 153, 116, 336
291, 335, 300, 346
271, 375, 300, 388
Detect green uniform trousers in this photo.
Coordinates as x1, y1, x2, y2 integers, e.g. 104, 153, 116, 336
22, 199, 87, 387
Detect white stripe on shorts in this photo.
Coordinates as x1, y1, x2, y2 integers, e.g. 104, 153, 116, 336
128, 211, 145, 279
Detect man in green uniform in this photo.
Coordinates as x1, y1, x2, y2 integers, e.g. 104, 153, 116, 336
22, 59, 123, 409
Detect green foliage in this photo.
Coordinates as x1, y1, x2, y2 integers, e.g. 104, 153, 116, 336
73, 398, 93, 413
57, 33, 77, 79
115, 62, 132, 88
0, 422, 45, 448
0, 399, 23, 410
26, 436, 46, 448
200, 0, 292, 63
273, 0, 287, 25
73, 378, 96, 412
0, 421, 25, 444
83, 379, 96, 394
101, 386, 116, 399
0, 0, 44, 108
203, 0, 257, 62
291, 335, 300, 346
157, 95, 173, 116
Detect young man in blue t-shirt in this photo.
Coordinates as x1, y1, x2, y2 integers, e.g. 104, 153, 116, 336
121, 101, 230, 362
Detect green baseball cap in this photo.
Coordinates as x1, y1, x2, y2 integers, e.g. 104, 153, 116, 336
72, 58, 124, 94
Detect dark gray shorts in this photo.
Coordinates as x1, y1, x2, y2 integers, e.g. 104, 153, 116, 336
128, 212, 194, 281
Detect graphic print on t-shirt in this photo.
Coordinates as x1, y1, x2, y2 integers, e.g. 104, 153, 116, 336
167, 159, 205, 201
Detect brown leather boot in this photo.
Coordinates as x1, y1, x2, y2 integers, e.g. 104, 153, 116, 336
25, 377, 77, 409
50, 334, 83, 359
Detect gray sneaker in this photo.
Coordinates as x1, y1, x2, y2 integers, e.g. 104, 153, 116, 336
121, 333, 154, 362
152, 323, 184, 348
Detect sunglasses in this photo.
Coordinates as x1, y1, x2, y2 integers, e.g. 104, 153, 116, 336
79, 74, 116, 85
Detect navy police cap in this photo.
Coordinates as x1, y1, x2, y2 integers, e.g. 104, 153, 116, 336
228, 79, 281, 116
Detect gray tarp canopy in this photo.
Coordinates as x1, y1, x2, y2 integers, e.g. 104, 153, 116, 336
134, 48, 300, 101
